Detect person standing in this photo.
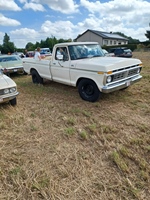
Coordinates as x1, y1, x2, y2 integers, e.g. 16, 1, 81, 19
25, 49, 29, 57
34, 47, 41, 60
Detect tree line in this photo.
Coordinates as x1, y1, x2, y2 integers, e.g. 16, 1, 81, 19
0, 29, 150, 54
0, 33, 73, 54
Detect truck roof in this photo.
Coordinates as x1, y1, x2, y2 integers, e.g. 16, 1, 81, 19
54, 42, 99, 46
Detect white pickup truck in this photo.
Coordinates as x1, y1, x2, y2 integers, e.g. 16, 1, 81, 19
22, 42, 142, 102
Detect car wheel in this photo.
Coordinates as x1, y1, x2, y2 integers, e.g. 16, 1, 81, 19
78, 79, 100, 102
9, 98, 17, 106
31, 70, 43, 84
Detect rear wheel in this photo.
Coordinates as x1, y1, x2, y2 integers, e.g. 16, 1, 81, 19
9, 98, 17, 106
31, 70, 43, 84
78, 79, 100, 102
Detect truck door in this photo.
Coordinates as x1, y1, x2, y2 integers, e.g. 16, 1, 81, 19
50, 46, 71, 85
33, 59, 52, 80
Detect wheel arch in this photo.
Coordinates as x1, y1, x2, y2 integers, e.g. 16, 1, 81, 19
76, 77, 98, 88
30, 68, 38, 74
31, 68, 43, 84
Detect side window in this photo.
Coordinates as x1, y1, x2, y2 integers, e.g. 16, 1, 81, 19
55, 48, 62, 60
55, 47, 69, 61
115, 49, 123, 55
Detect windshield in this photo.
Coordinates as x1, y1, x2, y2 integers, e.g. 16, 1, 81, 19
68, 44, 104, 60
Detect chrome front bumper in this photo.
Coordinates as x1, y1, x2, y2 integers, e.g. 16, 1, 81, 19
101, 75, 142, 93
0, 92, 19, 103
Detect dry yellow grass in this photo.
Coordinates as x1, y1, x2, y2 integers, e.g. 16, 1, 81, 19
0, 52, 150, 200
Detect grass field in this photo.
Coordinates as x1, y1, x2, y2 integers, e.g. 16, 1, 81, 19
0, 52, 150, 200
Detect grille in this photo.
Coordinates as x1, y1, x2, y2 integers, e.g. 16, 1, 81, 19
112, 66, 140, 83
0, 90, 4, 95
128, 69, 138, 76
113, 72, 126, 81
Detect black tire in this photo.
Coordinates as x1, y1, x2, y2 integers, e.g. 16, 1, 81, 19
9, 98, 17, 106
31, 70, 43, 84
78, 79, 100, 102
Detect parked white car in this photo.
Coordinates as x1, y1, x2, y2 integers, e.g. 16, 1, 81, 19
0, 68, 19, 106
0, 54, 24, 75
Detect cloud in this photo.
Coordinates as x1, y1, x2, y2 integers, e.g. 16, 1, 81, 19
9, 20, 78, 47
40, 20, 77, 39
20, 0, 79, 14
23, 2, 45, 11
0, 13, 21, 26
0, 0, 21, 11
43, 0, 79, 14
79, 0, 150, 40
80, 0, 150, 26
0, 32, 4, 44
10, 28, 41, 47
10, 28, 40, 39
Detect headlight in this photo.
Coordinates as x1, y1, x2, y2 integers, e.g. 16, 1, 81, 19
3, 87, 16, 94
10, 87, 16, 93
137, 68, 140, 73
106, 75, 112, 83
4, 88, 9, 94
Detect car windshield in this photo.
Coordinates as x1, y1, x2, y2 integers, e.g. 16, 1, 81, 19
68, 44, 104, 60
0, 55, 22, 62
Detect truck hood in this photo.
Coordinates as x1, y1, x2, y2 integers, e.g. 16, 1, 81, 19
74, 57, 142, 72
0, 74, 16, 89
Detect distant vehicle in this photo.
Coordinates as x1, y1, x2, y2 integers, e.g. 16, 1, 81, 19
102, 49, 114, 57
108, 47, 132, 58
0, 55, 24, 75
12, 52, 25, 58
0, 68, 19, 106
26, 49, 51, 58
28, 51, 35, 57
40, 48, 51, 56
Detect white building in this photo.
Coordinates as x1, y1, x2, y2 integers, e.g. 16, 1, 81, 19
76, 29, 128, 46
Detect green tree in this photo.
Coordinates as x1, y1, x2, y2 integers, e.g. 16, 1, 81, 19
24, 36, 72, 52
114, 32, 140, 44
25, 42, 35, 50
2, 33, 16, 54
145, 30, 150, 40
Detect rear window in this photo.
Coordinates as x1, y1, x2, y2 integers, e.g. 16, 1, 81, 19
124, 49, 132, 53
114, 49, 124, 54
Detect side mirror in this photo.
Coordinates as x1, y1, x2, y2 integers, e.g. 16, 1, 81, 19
56, 54, 63, 60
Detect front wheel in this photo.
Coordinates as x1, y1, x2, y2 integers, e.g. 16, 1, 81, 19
9, 98, 17, 106
31, 70, 43, 84
78, 79, 100, 102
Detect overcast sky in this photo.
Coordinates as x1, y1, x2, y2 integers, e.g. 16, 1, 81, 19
0, 0, 150, 48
